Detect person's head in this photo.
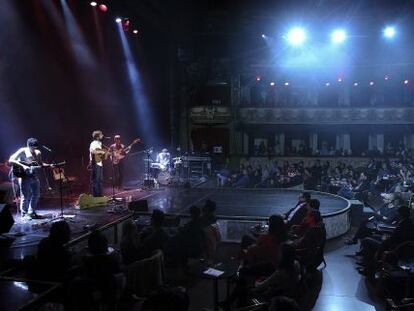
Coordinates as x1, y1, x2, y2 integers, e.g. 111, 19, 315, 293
202, 199, 216, 215
92, 130, 103, 141
278, 243, 297, 270
49, 221, 71, 245
162, 148, 168, 153
151, 209, 165, 228
268, 214, 287, 241
299, 192, 311, 203
268, 296, 300, 311
398, 206, 411, 220
88, 231, 108, 255
114, 135, 121, 144
26, 138, 39, 152
307, 199, 320, 211
189, 205, 201, 221
122, 220, 138, 239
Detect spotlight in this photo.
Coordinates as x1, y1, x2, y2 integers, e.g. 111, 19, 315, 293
98, 4, 108, 12
270, 82, 275, 86
286, 27, 306, 46
325, 82, 330, 86
331, 29, 347, 44
133, 29, 139, 34
385, 75, 390, 81
404, 80, 409, 85
353, 82, 358, 86
261, 34, 266, 38
337, 77, 343, 83
383, 26, 396, 39
369, 81, 374, 86
256, 76, 261, 82
90, 1, 97, 7
284, 82, 290, 86
115, 17, 122, 23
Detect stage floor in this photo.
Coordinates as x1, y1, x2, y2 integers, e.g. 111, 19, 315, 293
129, 187, 350, 219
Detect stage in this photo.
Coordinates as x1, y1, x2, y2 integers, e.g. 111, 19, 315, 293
1, 186, 350, 267
120, 186, 351, 241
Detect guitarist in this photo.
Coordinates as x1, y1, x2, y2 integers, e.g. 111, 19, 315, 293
89, 130, 107, 197
109, 135, 130, 190
9, 138, 50, 219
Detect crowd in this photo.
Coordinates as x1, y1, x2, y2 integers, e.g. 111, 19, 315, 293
251, 141, 412, 158
21, 200, 222, 311
17, 193, 326, 311
217, 156, 414, 201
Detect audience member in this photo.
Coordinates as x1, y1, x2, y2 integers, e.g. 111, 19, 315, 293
284, 192, 311, 227
33, 220, 72, 281
120, 220, 147, 265
141, 209, 170, 254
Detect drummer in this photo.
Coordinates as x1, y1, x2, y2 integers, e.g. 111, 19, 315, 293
156, 148, 171, 171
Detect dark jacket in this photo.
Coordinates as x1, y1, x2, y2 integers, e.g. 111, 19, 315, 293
285, 203, 308, 227
384, 218, 414, 250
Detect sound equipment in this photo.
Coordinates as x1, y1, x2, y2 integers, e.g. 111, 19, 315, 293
143, 179, 155, 188
128, 199, 149, 212
0, 204, 14, 234
76, 193, 109, 209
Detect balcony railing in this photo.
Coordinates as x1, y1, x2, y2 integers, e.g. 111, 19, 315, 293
239, 107, 414, 124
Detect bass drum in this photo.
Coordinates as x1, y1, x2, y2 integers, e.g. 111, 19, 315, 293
157, 171, 171, 186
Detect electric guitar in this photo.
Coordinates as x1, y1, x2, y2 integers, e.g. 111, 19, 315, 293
111, 138, 141, 165
12, 161, 65, 178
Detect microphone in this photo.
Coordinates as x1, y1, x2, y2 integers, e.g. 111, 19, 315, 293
42, 145, 53, 152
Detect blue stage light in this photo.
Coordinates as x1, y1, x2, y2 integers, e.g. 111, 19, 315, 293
286, 27, 306, 46
115, 17, 122, 23
383, 26, 396, 38
331, 29, 347, 44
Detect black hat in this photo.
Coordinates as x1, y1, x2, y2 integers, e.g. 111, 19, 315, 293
27, 138, 39, 149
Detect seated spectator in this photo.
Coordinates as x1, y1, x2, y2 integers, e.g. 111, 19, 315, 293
33, 220, 72, 281
244, 215, 288, 271
83, 231, 121, 297
200, 199, 217, 227
120, 220, 147, 265
292, 210, 326, 270
252, 244, 301, 300
284, 192, 311, 228
141, 209, 170, 254
345, 198, 402, 245
169, 206, 206, 263
358, 206, 414, 277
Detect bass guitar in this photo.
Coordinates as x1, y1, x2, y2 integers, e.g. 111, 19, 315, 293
111, 138, 141, 165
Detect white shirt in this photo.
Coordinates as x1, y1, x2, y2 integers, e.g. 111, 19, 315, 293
287, 202, 306, 222
89, 140, 103, 166
156, 152, 170, 167
9, 147, 42, 176
9, 147, 41, 163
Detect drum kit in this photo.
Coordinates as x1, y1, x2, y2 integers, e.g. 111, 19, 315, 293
143, 149, 184, 187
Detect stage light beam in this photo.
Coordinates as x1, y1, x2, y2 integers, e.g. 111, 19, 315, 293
90, 1, 97, 7
115, 17, 122, 23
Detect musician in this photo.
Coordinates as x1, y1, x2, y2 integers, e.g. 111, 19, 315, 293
109, 135, 130, 189
89, 130, 106, 197
9, 138, 49, 219
156, 148, 171, 171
